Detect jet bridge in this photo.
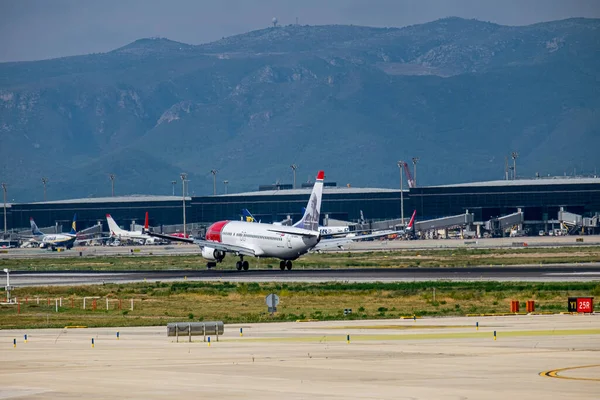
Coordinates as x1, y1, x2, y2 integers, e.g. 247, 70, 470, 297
78, 222, 103, 236
496, 211, 524, 229
559, 208, 599, 234
558, 210, 583, 227
414, 212, 474, 232
485, 210, 524, 236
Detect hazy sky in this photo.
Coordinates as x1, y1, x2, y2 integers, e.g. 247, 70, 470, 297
1, 0, 599, 62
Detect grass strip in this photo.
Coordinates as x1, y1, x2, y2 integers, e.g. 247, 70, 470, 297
2, 281, 599, 330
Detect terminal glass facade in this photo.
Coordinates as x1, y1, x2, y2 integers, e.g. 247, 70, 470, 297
410, 182, 600, 221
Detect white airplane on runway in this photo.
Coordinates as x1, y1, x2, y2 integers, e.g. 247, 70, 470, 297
106, 212, 157, 245
146, 170, 326, 271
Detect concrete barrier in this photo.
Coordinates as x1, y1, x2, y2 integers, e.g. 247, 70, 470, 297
167, 321, 224, 341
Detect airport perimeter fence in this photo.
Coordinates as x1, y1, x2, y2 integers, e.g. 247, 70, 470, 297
4, 296, 137, 314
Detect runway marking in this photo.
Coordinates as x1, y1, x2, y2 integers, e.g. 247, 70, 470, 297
540, 364, 600, 382
228, 328, 600, 343
315, 325, 472, 330
546, 272, 600, 276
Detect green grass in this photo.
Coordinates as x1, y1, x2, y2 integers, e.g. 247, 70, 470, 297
2, 281, 599, 330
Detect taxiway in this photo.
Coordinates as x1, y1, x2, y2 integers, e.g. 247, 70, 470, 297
1, 314, 598, 399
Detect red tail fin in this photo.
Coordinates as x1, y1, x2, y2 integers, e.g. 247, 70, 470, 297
144, 212, 149, 229
407, 210, 417, 229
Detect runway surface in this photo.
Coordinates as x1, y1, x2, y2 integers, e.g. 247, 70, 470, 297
8, 264, 600, 286
1, 315, 599, 399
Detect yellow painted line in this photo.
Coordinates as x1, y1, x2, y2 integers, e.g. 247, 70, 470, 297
227, 329, 600, 343
64, 326, 88, 329
540, 364, 600, 382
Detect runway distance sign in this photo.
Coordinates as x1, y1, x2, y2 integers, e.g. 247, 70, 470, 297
567, 297, 594, 313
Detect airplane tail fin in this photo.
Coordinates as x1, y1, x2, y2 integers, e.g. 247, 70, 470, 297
293, 170, 324, 232
407, 210, 417, 229
106, 214, 124, 235
144, 212, 149, 230
242, 209, 257, 223
69, 214, 77, 235
30, 217, 44, 236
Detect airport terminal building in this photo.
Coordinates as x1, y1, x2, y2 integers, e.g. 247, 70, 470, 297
410, 178, 600, 222
4, 177, 600, 236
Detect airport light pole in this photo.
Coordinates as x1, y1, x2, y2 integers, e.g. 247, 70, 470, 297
412, 157, 420, 187
41, 177, 48, 201
171, 180, 177, 196
109, 174, 115, 197
511, 152, 518, 180
223, 180, 229, 194
1, 183, 7, 234
210, 169, 218, 196
180, 173, 187, 236
397, 162, 405, 226
290, 164, 298, 189
3, 268, 10, 302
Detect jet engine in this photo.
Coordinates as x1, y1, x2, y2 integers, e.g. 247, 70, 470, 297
202, 247, 225, 262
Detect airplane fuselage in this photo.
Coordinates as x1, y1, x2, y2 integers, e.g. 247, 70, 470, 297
205, 220, 319, 260
110, 231, 155, 244
38, 234, 76, 248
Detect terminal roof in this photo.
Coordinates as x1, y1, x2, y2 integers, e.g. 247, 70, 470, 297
430, 177, 600, 188
31, 195, 190, 205
216, 187, 401, 197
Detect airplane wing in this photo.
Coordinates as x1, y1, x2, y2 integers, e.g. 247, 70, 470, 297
267, 228, 319, 238
146, 231, 256, 257
144, 231, 195, 244
312, 230, 399, 251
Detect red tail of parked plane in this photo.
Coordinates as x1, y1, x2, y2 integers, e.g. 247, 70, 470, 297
407, 210, 417, 230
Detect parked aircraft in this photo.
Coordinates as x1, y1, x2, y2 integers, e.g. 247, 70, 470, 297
311, 210, 417, 251
401, 210, 418, 239
106, 212, 157, 244
29, 214, 78, 250
146, 170, 326, 271
142, 216, 189, 239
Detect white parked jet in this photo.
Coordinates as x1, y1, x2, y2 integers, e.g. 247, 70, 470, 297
106, 212, 157, 244
146, 170, 326, 271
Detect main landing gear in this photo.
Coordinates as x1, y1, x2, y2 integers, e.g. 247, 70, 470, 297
279, 260, 292, 271
236, 256, 249, 271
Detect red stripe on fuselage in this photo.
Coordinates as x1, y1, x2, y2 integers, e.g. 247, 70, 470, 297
206, 220, 229, 242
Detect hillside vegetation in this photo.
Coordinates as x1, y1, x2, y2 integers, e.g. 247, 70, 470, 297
1, 17, 599, 201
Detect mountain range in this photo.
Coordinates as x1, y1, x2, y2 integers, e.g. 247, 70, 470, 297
1, 17, 599, 202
